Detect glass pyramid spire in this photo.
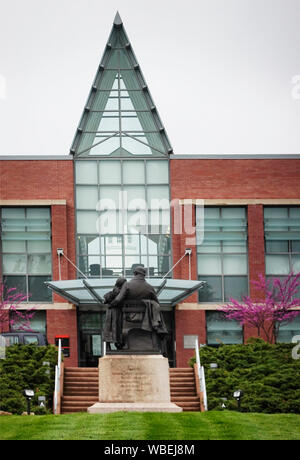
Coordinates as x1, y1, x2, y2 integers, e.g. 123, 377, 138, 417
71, 13, 173, 157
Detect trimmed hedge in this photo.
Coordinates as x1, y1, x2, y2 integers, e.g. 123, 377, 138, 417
0, 344, 58, 414
189, 339, 300, 413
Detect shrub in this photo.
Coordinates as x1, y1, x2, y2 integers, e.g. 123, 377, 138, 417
189, 339, 300, 413
0, 344, 57, 414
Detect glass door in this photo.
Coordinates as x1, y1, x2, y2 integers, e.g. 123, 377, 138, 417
78, 311, 105, 367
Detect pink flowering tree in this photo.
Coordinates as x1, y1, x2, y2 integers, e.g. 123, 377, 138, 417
0, 283, 36, 333
220, 272, 300, 343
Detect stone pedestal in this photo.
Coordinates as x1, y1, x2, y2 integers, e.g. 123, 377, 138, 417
88, 354, 182, 413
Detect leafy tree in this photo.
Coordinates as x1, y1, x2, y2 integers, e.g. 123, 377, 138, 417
0, 283, 35, 333
220, 272, 300, 343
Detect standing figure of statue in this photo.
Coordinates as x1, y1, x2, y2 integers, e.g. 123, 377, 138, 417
102, 277, 127, 350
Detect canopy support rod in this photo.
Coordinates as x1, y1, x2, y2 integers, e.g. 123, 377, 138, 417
57, 249, 88, 279
162, 248, 192, 280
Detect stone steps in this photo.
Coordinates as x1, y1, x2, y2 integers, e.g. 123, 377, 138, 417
62, 368, 99, 413
61, 366, 201, 414
169, 368, 200, 411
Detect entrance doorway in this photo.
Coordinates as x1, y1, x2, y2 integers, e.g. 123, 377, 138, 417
77, 309, 175, 367
78, 311, 105, 367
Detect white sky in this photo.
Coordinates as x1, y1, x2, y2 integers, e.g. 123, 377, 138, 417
0, 0, 299, 156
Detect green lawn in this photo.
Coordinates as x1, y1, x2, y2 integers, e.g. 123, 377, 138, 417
1, 411, 300, 440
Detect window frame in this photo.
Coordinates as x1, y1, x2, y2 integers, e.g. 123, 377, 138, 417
74, 158, 172, 278
0, 207, 53, 303
264, 206, 300, 277
197, 206, 249, 303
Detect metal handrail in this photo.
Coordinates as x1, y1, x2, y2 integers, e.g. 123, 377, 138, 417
54, 339, 62, 415
195, 338, 207, 411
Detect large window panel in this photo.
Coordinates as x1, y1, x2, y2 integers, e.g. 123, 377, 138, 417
99, 186, 121, 208
78, 235, 100, 256
77, 211, 98, 234
99, 161, 121, 184
123, 160, 145, 184
76, 186, 99, 210
277, 315, 300, 343
292, 255, 300, 272
122, 136, 153, 155
198, 276, 222, 302
1, 207, 52, 302
197, 206, 248, 302
123, 185, 146, 204
223, 255, 247, 275
2, 254, 27, 274
206, 311, 243, 345
265, 255, 290, 275
27, 241, 52, 253
3, 276, 27, 298
28, 254, 52, 274
224, 277, 248, 302
146, 160, 169, 184
264, 206, 300, 278
28, 276, 52, 302
197, 255, 222, 275
75, 158, 170, 278
147, 185, 169, 205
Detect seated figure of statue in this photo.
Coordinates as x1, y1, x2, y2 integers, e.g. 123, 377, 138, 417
106, 266, 168, 354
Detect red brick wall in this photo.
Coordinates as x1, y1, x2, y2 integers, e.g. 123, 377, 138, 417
0, 159, 77, 361
0, 159, 76, 284
170, 158, 300, 362
170, 159, 300, 201
46, 309, 78, 367
175, 309, 206, 367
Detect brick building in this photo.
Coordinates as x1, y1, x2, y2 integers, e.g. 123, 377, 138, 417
1, 14, 300, 367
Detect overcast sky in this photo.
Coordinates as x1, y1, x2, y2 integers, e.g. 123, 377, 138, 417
0, 0, 299, 156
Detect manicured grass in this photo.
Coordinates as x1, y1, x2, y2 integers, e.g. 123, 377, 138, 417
1, 411, 300, 440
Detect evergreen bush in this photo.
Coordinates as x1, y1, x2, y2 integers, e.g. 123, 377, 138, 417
189, 339, 300, 413
0, 344, 58, 414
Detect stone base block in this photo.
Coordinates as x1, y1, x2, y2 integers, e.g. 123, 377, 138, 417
98, 354, 172, 403
87, 354, 182, 413
88, 402, 182, 413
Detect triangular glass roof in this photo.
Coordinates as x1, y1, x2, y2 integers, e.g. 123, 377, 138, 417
71, 13, 173, 157
45, 278, 204, 307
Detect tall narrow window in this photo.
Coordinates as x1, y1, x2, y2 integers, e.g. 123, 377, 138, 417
264, 206, 300, 343
76, 159, 171, 278
197, 207, 248, 302
0, 208, 52, 302
72, 14, 173, 279
264, 207, 300, 278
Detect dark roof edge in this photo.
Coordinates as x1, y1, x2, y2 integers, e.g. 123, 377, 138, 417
0, 155, 73, 161
170, 154, 300, 160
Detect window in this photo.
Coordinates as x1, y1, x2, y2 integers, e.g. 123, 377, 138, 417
71, 25, 172, 158
276, 315, 300, 343
264, 207, 300, 277
76, 159, 171, 278
24, 335, 39, 345
206, 311, 243, 345
1, 208, 52, 302
10, 311, 46, 333
197, 207, 248, 302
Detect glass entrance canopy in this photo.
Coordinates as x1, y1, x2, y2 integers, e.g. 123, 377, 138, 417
45, 278, 205, 307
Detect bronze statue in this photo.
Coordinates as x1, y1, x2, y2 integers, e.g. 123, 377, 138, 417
103, 267, 168, 354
